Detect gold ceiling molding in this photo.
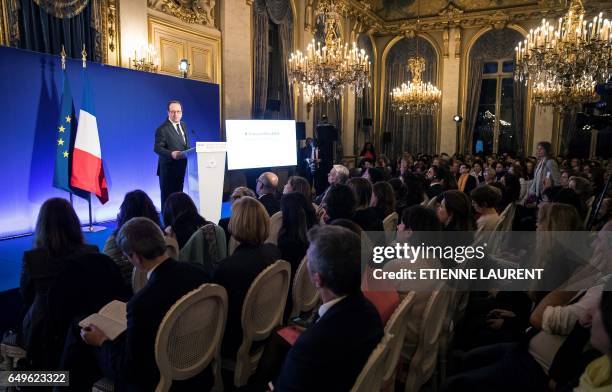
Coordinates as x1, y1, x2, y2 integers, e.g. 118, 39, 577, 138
341, 0, 612, 34
148, 0, 216, 28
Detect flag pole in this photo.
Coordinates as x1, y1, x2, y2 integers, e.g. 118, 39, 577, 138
78, 45, 105, 233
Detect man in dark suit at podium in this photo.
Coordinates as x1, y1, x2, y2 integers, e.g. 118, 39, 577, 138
154, 100, 190, 208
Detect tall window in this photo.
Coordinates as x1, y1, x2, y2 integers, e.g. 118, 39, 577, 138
473, 59, 516, 154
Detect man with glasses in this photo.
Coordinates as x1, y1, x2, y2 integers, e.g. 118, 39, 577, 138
154, 100, 190, 208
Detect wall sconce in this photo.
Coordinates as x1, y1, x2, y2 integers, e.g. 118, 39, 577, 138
453, 115, 463, 153
179, 59, 189, 78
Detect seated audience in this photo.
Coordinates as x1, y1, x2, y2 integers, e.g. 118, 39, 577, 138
471, 185, 501, 244
371, 181, 396, 221
218, 186, 256, 242
63, 217, 211, 391
438, 190, 477, 232
426, 166, 446, 199
346, 177, 383, 231
314, 164, 349, 205
401, 171, 426, 207
458, 163, 478, 194
329, 218, 400, 326
321, 184, 356, 223
283, 175, 313, 201
212, 196, 281, 358
256, 172, 281, 216
104, 189, 162, 285
388, 177, 408, 216
275, 225, 383, 391
573, 279, 612, 391
163, 192, 211, 249
384, 206, 443, 345
15, 198, 126, 370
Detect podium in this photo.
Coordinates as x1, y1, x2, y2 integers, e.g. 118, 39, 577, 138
187, 142, 227, 223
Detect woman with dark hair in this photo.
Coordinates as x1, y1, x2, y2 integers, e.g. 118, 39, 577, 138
346, 178, 383, 231
437, 190, 477, 232
371, 181, 396, 221
18, 198, 126, 369
359, 142, 376, 163
163, 192, 211, 248
498, 174, 521, 212
277, 192, 317, 274
321, 183, 356, 223
104, 190, 162, 283
400, 171, 426, 207
388, 178, 408, 216
283, 175, 312, 201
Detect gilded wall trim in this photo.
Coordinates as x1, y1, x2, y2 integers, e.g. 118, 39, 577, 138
101, 0, 121, 66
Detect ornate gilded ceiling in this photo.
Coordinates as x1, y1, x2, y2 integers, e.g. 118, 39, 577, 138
370, 0, 536, 21
343, 0, 612, 34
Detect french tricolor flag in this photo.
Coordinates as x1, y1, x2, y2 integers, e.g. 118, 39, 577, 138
71, 71, 109, 204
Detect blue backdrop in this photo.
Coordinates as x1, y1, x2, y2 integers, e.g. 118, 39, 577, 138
0, 46, 221, 238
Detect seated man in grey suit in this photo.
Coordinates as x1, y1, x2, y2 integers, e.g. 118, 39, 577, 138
275, 225, 383, 391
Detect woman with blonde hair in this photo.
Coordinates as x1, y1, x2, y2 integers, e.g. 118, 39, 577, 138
212, 196, 281, 358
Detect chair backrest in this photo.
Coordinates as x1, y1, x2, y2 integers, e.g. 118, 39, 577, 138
131, 266, 148, 294
383, 212, 398, 233
233, 260, 291, 386
382, 292, 415, 386
290, 256, 320, 319
405, 283, 452, 392
350, 333, 392, 392
266, 211, 283, 245
240, 260, 291, 343
155, 283, 228, 392
179, 224, 227, 276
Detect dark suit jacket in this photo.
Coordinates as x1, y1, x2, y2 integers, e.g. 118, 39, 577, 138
352, 207, 384, 232
211, 243, 281, 358
19, 246, 127, 369
154, 119, 189, 176
276, 293, 383, 391
99, 259, 211, 391
426, 183, 444, 199
258, 193, 280, 216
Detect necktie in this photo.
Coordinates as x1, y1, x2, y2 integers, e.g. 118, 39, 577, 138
175, 123, 186, 145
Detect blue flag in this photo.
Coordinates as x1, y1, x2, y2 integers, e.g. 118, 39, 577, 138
52, 69, 89, 200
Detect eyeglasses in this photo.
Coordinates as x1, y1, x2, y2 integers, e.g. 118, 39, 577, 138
169, 110, 182, 114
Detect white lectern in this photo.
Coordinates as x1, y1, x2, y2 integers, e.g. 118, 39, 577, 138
188, 142, 227, 223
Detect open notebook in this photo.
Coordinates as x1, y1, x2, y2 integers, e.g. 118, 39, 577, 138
79, 300, 127, 340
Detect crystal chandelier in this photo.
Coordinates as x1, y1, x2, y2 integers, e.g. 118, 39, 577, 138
390, 57, 442, 115
288, 0, 371, 102
514, 0, 611, 111
389, 0, 442, 116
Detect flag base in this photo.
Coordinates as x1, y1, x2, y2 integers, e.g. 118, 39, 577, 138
82, 225, 106, 233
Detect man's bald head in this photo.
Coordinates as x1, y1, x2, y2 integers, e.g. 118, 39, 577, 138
257, 172, 279, 196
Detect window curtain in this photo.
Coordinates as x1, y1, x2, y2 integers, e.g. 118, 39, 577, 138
560, 111, 578, 155
354, 33, 373, 156
464, 28, 525, 154
382, 37, 437, 159
252, 0, 294, 119
14, 0, 103, 62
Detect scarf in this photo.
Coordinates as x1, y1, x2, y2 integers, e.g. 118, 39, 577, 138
458, 173, 469, 192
